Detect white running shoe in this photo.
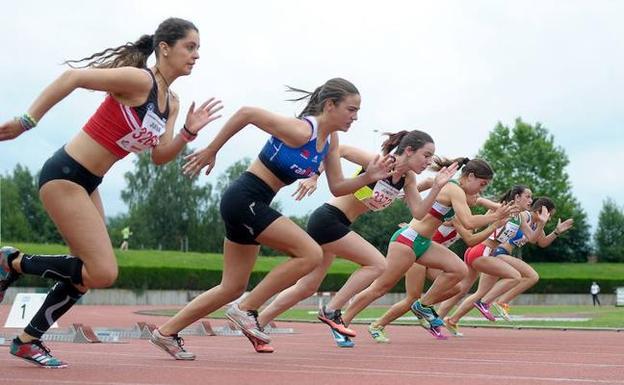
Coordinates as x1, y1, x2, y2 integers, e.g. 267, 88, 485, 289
150, 329, 196, 360
225, 303, 271, 343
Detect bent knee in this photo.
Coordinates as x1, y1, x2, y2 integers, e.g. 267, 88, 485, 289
294, 243, 323, 271
448, 263, 468, 281
366, 259, 387, 278
86, 268, 118, 288
526, 273, 540, 285
220, 283, 247, 301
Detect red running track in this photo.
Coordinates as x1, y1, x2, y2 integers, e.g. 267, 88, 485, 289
1, 305, 623, 385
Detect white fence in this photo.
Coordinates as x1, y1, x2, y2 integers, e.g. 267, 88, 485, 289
617, 287, 624, 306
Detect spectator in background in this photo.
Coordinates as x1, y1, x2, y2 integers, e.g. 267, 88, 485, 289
590, 281, 601, 306
120, 227, 132, 251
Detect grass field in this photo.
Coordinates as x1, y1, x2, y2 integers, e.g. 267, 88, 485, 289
9, 242, 624, 279
140, 304, 624, 329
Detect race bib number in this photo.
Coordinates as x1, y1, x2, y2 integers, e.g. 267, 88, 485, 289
360, 180, 401, 211
495, 221, 520, 243
116, 108, 166, 153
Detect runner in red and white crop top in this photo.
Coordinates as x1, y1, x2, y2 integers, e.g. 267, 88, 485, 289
432, 223, 460, 247
83, 69, 169, 158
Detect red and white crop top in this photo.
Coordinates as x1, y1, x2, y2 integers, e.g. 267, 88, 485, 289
432, 223, 460, 247
83, 69, 169, 158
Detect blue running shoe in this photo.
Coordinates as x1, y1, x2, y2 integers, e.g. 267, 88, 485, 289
330, 329, 354, 348
411, 300, 444, 327
414, 312, 431, 329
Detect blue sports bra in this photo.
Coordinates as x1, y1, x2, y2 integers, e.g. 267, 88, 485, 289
258, 116, 330, 185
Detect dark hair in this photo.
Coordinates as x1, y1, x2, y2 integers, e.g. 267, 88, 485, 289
499, 185, 530, 203
286, 78, 359, 118
380, 130, 434, 155
531, 197, 556, 212
64, 18, 198, 69
461, 159, 494, 179
429, 156, 470, 171
430, 157, 494, 179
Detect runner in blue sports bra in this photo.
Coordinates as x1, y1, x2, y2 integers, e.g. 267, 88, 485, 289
152, 78, 395, 354
342, 158, 515, 336
446, 185, 542, 327
487, 196, 573, 320
256, 131, 457, 349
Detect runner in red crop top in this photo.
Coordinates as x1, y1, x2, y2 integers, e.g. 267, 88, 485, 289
0, 18, 222, 367
82, 69, 171, 158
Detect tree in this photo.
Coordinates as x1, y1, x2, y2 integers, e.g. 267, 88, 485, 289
352, 201, 412, 255
117, 154, 282, 253
594, 198, 624, 262
478, 118, 591, 262
0, 165, 60, 243
1, 174, 30, 241
120, 150, 213, 251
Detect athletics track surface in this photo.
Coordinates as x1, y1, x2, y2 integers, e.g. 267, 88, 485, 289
0, 305, 622, 385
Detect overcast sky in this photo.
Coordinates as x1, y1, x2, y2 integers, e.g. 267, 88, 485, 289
1, 1, 622, 235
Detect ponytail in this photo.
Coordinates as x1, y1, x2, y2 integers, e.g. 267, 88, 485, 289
64, 34, 154, 69
430, 156, 470, 171
63, 17, 198, 69
380, 130, 433, 155
286, 77, 359, 119
380, 131, 409, 155
499, 185, 529, 203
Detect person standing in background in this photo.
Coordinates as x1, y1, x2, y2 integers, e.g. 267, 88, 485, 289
120, 227, 132, 251
590, 281, 601, 306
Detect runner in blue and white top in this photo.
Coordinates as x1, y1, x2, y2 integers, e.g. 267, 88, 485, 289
257, 130, 457, 348
156, 78, 395, 354
488, 196, 574, 320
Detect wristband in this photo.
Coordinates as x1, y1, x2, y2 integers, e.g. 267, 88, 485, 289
179, 127, 196, 142
183, 124, 197, 137
15, 113, 38, 131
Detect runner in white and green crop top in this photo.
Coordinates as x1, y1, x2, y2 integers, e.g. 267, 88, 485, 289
369, 193, 503, 341
257, 130, 457, 348
342, 157, 515, 332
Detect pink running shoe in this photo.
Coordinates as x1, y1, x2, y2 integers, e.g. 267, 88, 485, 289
426, 325, 448, 340
241, 329, 274, 353
318, 306, 356, 337
474, 300, 496, 322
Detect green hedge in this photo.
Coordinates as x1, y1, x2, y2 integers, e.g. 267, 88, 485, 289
8, 242, 624, 294
13, 266, 622, 294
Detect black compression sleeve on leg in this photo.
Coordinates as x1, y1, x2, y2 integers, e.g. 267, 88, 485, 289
24, 282, 84, 339
20, 254, 84, 286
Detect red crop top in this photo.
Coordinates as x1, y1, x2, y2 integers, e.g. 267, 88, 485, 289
83, 69, 170, 158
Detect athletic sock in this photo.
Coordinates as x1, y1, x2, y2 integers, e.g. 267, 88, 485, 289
20, 254, 83, 285
24, 282, 84, 338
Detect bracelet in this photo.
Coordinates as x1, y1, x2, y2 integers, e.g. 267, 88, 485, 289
15, 113, 38, 131
314, 170, 322, 176
183, 124, 197, 137
179, 127, 196, 142
554, 230, 561, 236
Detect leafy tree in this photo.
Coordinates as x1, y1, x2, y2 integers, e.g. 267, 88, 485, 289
594, 198, 624, 262
1, 174, 30, 241
0, 165, 60, 243
478, 118, 591, 262
120, 150, 212, 251
351, 201, 412, 255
